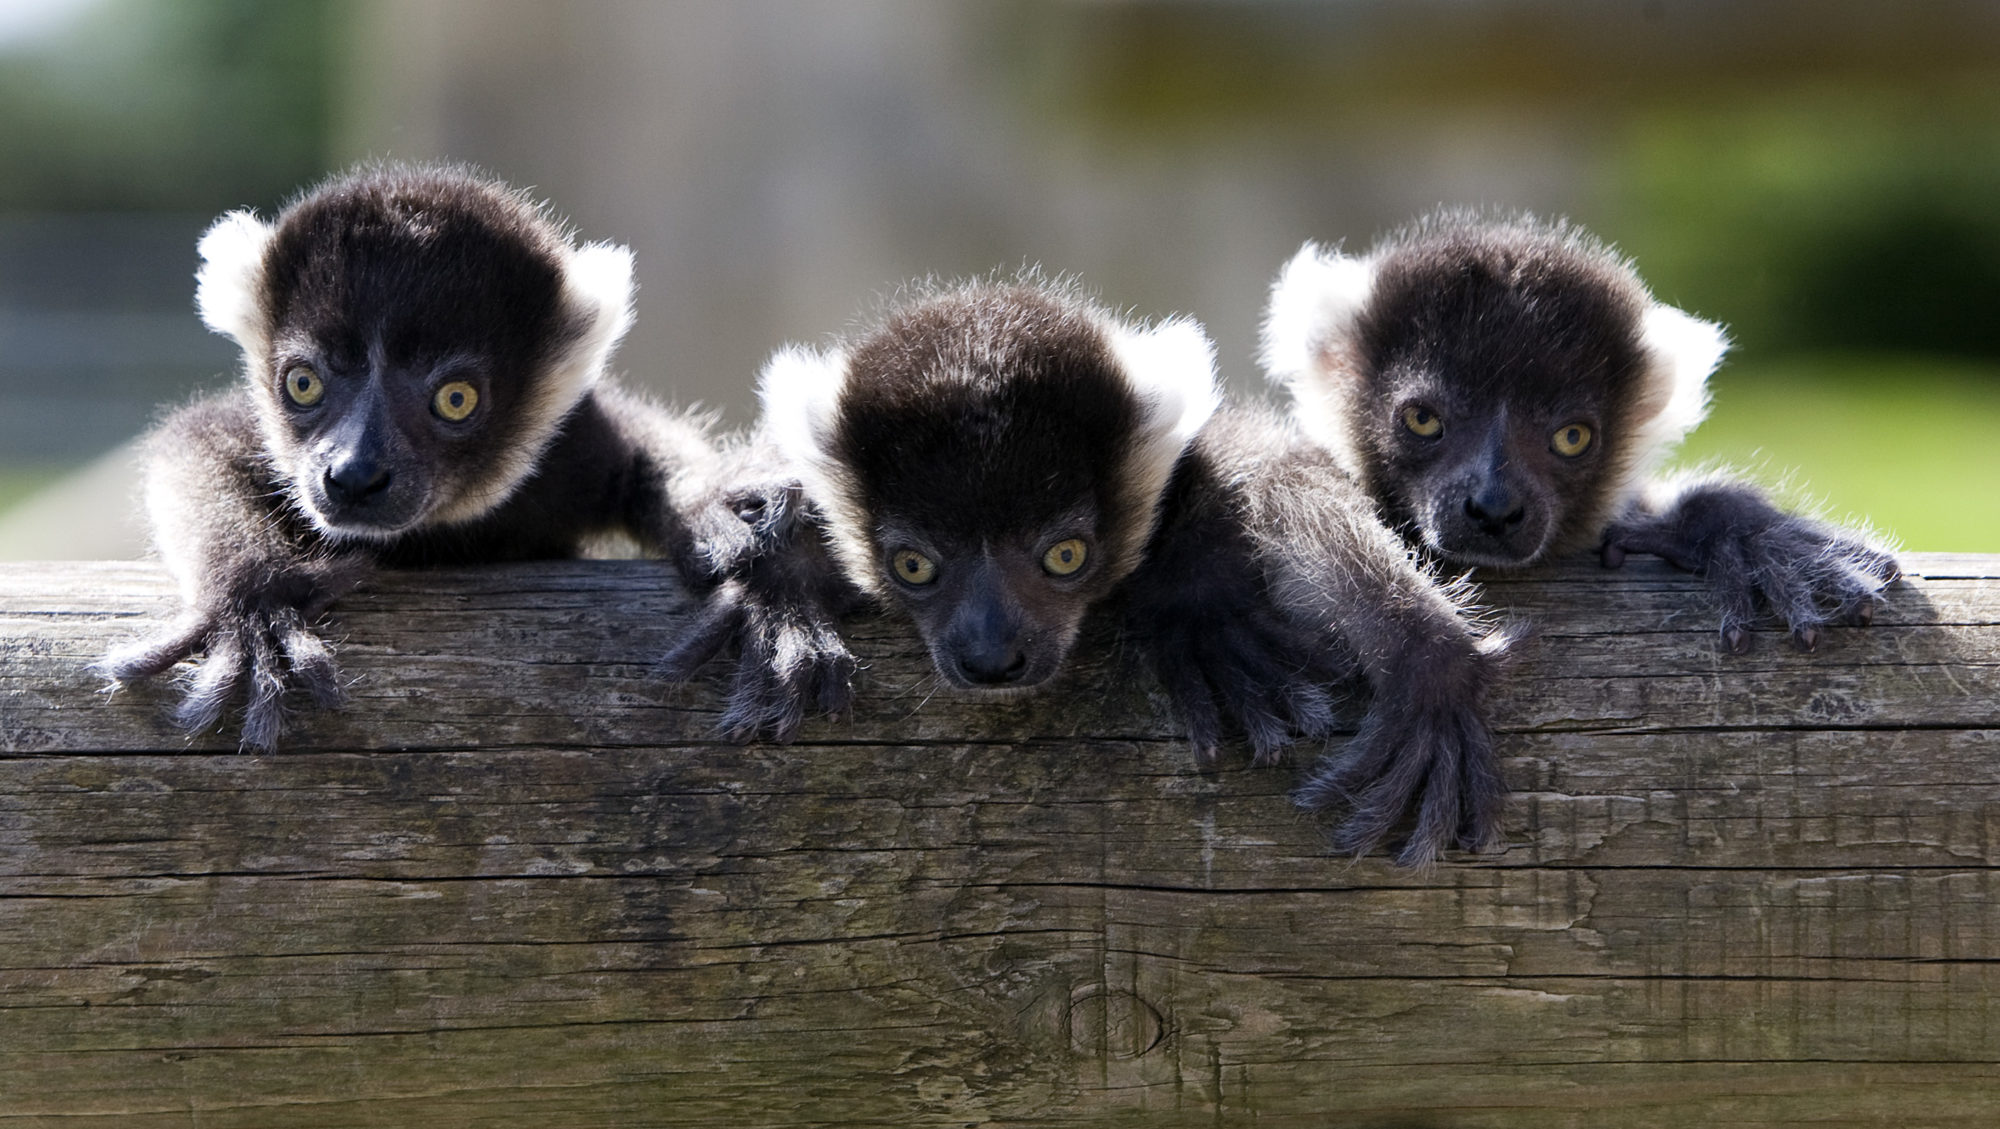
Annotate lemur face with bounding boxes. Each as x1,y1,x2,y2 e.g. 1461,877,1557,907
1364,348,1626,568
195,167,635,541
872,502,1112,690
762,281,1217,692
1262,215,1725,566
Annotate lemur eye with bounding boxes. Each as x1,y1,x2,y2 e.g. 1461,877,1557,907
1042,538,1087,576
1551,422,1593,457
891,549,937,585
1401,405,1442,437
433,381,480,421
283,365,324,407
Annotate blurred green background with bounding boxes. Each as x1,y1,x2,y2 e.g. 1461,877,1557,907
0,0,1996,553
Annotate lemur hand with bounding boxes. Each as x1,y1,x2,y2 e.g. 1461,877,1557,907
1293,635,1508,867
98,563,362,753
1602,482,1900,653
661,481,863,741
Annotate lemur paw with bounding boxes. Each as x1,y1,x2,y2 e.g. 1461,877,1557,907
1294,699,1502,867
658,578,858,742
1603,497,1899,654
1150,608,1353,769
98,604,346,753
662,479,863,742
686,479,796,584
1291,634,1510,867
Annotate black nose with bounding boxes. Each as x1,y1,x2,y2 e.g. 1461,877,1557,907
1464,483,1525,536
957,646,1029,685
325,456,391,503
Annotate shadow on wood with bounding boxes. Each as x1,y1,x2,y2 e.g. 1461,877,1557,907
2,555,1997,1127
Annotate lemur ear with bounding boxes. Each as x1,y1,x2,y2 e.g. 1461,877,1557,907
1259,241,1378,387
195,210,276,356
1104,315,1220,451
759,344,853,476
760,342,882,591
1630,303,1727,461
557,241,637,386
1101,315,1220,567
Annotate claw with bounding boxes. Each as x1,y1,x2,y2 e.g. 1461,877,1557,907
1723,625,1750,655
1849,602,1876,627
1189,739,1222,772
1791,625,1821,652
1600,542,1627,569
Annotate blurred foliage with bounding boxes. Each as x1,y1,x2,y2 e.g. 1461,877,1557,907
1607,85,2000,362
1676,356,2000,552
1606,86,2000,549
0,0,335,212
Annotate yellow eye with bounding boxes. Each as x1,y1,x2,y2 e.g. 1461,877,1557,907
1551,422,1593,456
433,381,479,421
283,365,324,407
1042,538,1087,576
891,549,937,586
1401,405,1442,437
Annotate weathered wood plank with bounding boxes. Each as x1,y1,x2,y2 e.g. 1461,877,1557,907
0,554,1996,1126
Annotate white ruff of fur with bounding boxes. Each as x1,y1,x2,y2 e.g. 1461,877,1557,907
1259,242,1377,479
431,241,635,525
1101,314,1220,578
759,344,883,593
1622,303,1727,498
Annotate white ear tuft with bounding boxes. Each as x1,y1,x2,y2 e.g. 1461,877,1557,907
1258,241,1377,386
561,241,637,385
1105,315,1220,451
758,344,851,474
1101,315,1220,570
1631,303,1727,464
758,343,883,591
195,210,275,353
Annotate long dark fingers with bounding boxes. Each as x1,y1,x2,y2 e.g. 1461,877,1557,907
238,625,288,754
98,614,213,682
280,616,346,709
656,584,747,682
172,629,245,734
1154,641,1224,769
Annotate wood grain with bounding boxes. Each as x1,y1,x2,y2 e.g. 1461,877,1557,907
1,554,1996,1127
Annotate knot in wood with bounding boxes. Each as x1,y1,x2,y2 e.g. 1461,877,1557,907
1066,984,1165,1060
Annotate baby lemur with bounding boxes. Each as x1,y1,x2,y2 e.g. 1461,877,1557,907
744,278,1510,864
101,164,817,749
1263,212,1898,651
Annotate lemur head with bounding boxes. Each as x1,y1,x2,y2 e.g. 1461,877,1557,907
763,279,1217,691
194,162,635,539
1261,212,1726,566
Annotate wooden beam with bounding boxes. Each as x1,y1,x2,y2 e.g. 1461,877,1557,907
2,555,1996,1127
